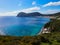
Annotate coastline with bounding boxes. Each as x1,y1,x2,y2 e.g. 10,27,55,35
37,22,50,35
37,25,45,35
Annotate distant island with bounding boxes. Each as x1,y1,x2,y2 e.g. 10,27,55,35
17,12,60,17
17,12,43,17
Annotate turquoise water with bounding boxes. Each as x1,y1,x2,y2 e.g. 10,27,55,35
0,16,50,36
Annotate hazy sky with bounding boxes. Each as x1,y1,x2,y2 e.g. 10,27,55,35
0,0,60,16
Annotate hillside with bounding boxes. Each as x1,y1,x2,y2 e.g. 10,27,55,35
17,12,43,17
47,12,60,16
17,12,60,17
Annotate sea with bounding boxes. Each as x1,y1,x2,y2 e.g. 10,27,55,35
0,16,50,36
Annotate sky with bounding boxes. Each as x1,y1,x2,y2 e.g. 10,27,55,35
0,0,60,16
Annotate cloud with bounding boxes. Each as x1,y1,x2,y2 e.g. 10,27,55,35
43,9,60,14
21,6,40,13
0,6,40,16
18,1,22,6
18,3,22,6
32,1,36,5
43,1,60,7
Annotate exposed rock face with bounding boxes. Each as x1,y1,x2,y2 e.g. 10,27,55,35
17,12,42,17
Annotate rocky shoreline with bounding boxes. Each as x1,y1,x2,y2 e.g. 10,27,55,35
38,21,51,35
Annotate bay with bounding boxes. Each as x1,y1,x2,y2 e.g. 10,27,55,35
0,16,50,36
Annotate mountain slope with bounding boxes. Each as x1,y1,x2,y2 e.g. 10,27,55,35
17,12,43,17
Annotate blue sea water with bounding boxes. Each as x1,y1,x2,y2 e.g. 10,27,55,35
0,16,50,36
